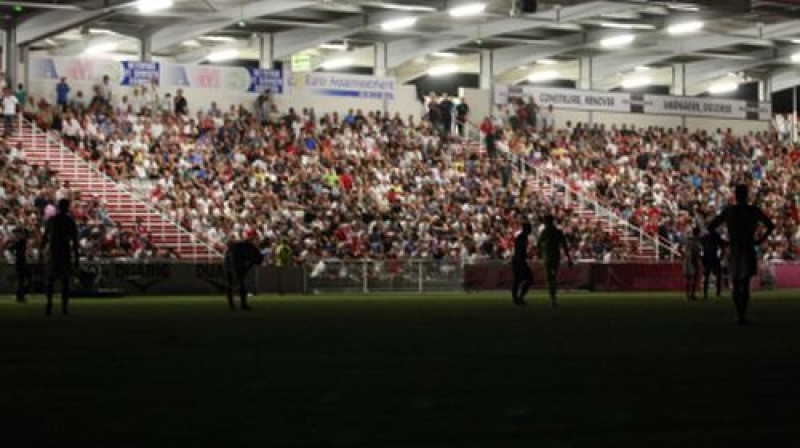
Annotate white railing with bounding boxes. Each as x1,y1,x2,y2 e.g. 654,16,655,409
306,258,465,293
24,120,223,260
503,150,681,261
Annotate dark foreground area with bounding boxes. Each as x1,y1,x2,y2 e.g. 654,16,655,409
1,292,799,447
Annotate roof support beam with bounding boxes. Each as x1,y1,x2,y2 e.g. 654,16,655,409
683,48,777,94
17,8,114,45
771,69,800,93
148,0,315,52
492,34,585,74
590,20,800,85
273,16,366,59
385,1,631,69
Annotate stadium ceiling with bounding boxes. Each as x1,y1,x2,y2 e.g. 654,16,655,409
7,0,800,94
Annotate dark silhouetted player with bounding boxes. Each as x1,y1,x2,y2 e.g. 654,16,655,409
511,222,533,306
701,228,727,300
42,199,79,315
709,185,775,326
682,227,702,301
9,227,31,303
538,215,573,307
224,240,264,310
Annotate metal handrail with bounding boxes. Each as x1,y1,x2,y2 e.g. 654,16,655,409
503,150,681,260
25,120,223,260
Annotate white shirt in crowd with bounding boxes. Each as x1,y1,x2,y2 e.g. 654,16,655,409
3,94,18,116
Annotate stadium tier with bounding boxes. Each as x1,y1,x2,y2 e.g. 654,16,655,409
3,96,797,266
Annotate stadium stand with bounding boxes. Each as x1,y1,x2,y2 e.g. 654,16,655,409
11,92,797,266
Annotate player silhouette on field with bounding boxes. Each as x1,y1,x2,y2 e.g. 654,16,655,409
538,215,573,307
701,228,728,300
709,185,774,325
511,222,533,306
224,240,264,310
41,199,79,315
682,227,702,301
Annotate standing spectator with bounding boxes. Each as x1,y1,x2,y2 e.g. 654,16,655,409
99,74,113,104
130,87,144,115
56,77,70,111
160,92,172,114
439,94,454,137
540,104,555,131
455,97,470,138
174,89,188,116
15,83,26,108
255,89,271,124
2,87,19,136
526,96,539,129
70,90,86,113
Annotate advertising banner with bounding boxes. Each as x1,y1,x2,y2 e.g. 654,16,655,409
247,68,283,94
495,85,632,113
30,57,122,83
293,72,396,100
494,83,772,121
120,61,160,86
643,95,748,119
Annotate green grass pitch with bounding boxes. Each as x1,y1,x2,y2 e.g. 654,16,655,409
1,291,800,447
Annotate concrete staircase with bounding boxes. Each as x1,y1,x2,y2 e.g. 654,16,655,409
506,151,680,261
461,131,677,261
10,121,222,261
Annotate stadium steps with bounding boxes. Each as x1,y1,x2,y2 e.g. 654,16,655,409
493,149,678,261
7,125,222,262
521,178,663,260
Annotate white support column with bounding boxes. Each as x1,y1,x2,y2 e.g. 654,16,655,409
4,27,18,86
259,33,274,70
0,30,5,73
758,77,771,102
21,45,29,91
794,86,798,143
480,49,493,89
374,42,388,77
578,57,592,90
480,50,494,115
140,37,152,62
671,63,686,96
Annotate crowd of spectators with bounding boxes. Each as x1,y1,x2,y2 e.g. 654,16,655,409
10,77,799,266
0,135,167,264
489,96,799,261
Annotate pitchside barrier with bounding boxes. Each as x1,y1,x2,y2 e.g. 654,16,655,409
0,260,792,296
305,259,778,293
0,262,306,296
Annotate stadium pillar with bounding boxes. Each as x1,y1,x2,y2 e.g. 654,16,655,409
21,44,29,92
374,42,388,77
671,64,686,96
578,57,592,90
794,86,798,143
3,27,18,86
758,77,771,102
140,36,152,62
259,33,274,70
480,49,494,114
375,42,390,114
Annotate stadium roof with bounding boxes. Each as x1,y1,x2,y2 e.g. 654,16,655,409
6,0,800,94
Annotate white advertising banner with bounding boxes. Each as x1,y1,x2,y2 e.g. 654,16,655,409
495,84,771,121
291,72,396,100
643,95,748,119
495,85,631,113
